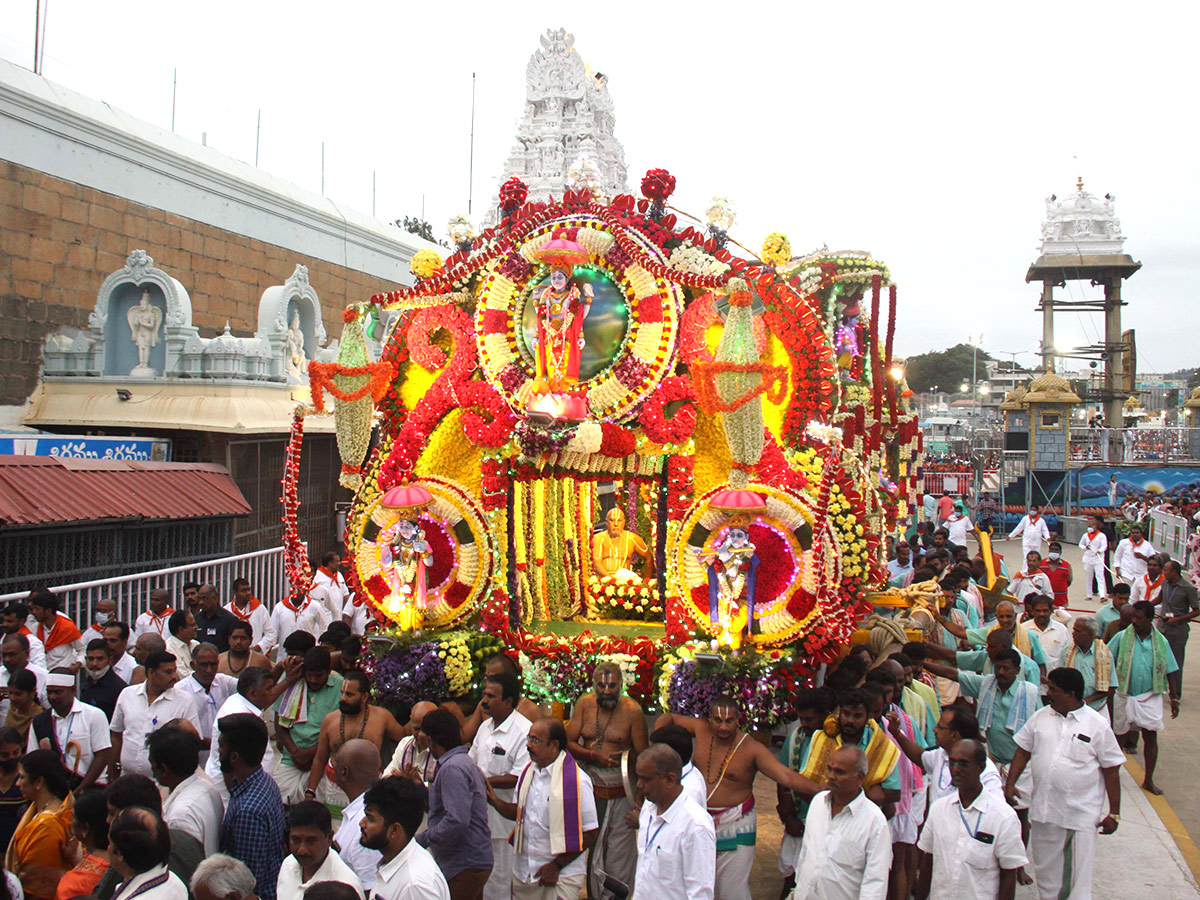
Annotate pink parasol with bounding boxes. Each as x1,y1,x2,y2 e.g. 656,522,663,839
534,234,589,268
708,488,768,514
381,483,434,514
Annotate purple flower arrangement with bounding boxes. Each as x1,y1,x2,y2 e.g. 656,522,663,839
368,641,450,709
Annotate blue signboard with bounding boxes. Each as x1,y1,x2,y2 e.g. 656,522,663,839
0,435,171,461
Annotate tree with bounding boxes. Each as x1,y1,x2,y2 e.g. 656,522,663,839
392,216,448,248
904,344,993,394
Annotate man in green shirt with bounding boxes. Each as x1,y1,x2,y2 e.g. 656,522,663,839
1108,600,1181,794
923,628,1041,686
273,646,344,803
1059,616,1113,711
1094,583,1130,636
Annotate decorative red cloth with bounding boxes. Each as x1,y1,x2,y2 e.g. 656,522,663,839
37,613,82,651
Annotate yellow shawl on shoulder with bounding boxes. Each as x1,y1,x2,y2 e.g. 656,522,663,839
800,718,899,789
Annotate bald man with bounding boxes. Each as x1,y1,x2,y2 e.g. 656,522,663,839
128,632,166,686
384,700,439,784
332,738,384,893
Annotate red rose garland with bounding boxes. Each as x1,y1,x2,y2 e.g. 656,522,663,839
281,411,313,594
641,376,697,444
640,168,677,202
499,177,528,215
456,381,516,447
406,304,477,383
597,422,637,458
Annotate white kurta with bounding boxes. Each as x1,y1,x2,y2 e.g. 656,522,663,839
276,847,365,899
793,790,891,900
917,789,1027,900
633,791,716,900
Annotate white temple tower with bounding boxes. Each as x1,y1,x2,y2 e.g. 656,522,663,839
492,29,628,218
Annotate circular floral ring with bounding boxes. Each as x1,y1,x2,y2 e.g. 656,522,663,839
641,376,697,445
666,482,842,648
406,304,477,383
352,476,495,629
476,215,682,422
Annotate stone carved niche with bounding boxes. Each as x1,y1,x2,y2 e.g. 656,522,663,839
256,264,330,383
85,250,199,377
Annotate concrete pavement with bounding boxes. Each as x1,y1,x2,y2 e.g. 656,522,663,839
743,533,1200,898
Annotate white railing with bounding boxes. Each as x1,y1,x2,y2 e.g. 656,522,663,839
0,547,287,630
1070,427,1200,463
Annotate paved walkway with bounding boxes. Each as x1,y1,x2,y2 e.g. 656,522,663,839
743,533,1200,898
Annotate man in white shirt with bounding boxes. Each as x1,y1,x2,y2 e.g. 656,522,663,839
276,800,365,899
945,504,975,549
1,603,46,668
28,589,86,670
149,724,225,855
887,705,1004,809
1077,517,1108,601
84,598,117,644
134,589,176,640
104,621,138,683
1010,551,1054,603
1007,505,1051,557
0,633,48,721
225,578,276,657
1006,667,1124,900
204,666,278,797
793,745,891,900
270,591,331,664
916,739,1026,900
164,611,199,680
1112,524,1156,583
632,743,715,900
1130,554,1166,605
29,669,113,792
1024,596,1070,694
110,650,202,779
488,718,598,900
468,672,533,900
108,807,190,899
384,701,439,784
175,643,238,768
648,724,708,809
312,552,350,624
362,775,452,900
331,738,384,893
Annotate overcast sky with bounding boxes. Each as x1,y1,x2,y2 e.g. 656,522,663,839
2,2,1197,372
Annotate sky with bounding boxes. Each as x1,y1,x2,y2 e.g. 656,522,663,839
2,1,1197,371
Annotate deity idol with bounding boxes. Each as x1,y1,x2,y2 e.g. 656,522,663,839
527,233,593,419
126,287,163,375
591,507,655,581
696,514,760,647
381,517,433,631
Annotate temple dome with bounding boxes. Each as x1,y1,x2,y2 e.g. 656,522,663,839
1023,373,1080,404
998,387,1028,411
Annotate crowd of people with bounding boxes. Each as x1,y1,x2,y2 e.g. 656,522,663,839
0,516,1190,900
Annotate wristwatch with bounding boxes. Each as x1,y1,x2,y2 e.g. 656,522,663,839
1109,814,1120,823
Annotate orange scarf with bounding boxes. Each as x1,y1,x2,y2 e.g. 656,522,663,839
36,615,82,651
280,594,308,614
1143,574,1163,594
228,598,263,622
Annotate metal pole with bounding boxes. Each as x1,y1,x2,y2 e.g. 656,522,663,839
1041,281,1055,372
468,72,476,215
171,68,177,131
372,170,376,218
33,0,40,72
320,142,325,196
255,110,261,167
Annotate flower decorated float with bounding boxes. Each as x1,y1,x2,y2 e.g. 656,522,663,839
282,171,924,728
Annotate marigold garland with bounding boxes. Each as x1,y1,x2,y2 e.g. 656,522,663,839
308,361,394,414
691,360,788,414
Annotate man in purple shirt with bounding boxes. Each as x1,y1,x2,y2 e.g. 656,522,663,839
414,707,494,900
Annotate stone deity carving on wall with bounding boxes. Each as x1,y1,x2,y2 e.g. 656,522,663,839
126,288,163,376
285,310,308,383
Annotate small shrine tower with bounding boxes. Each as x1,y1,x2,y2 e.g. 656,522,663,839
1026,178,1140,460
492,29,628,217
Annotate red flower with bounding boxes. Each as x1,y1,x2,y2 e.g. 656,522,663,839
458,381,516,447
598,423,637,458
499,177,528,213
640,168,676,202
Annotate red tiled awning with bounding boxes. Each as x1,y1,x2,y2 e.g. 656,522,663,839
0,455,251,526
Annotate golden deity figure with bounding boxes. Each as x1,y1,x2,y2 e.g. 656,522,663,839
381,516,433,631
526,233,593,420
591,508,655,580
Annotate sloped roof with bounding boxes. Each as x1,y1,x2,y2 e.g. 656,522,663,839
0,455,250,527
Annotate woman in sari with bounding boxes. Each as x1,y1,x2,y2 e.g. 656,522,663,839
56,788,110,899
4,670,42,747
5,749,73,900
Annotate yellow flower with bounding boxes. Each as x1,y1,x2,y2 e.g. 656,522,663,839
761,232,792,267
410,248,444,279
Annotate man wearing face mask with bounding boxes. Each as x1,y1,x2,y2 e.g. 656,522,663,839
84,598,118,643
1040,541,1073,613
1007,504,1051,557
80,638,126,720
1078,516,1109,602
566,662,648,900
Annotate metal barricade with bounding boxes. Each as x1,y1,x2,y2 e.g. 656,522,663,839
0,547,287,629
1148,508,1190,566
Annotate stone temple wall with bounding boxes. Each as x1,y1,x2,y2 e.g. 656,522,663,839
0,159,399,405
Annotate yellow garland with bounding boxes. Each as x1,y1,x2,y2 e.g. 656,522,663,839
761,232,792,267
692,411,732,496
414,408,484,499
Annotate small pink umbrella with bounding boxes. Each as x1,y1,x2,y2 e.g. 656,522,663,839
534,234,589,267
708,488,767,514
381,483,434,514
